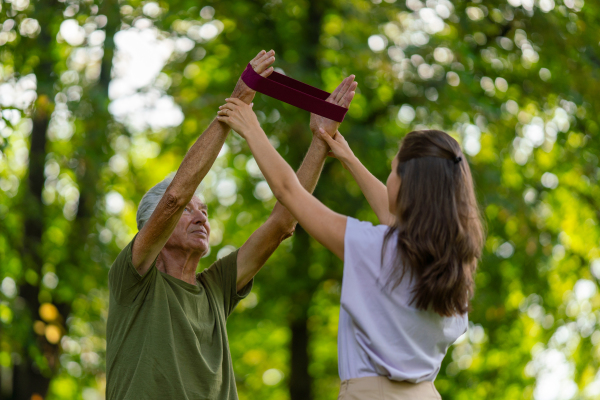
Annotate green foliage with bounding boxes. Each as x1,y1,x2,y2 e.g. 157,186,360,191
1,0,600,399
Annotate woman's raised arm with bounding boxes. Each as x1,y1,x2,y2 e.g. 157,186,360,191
319,130,396,226
217,99,349,260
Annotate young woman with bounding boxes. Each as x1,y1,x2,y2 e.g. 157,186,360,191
217,99,485,399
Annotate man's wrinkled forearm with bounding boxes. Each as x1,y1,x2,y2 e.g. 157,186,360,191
266,136,328,234
293,136,328,195
231,78,255,104
268,202,297,236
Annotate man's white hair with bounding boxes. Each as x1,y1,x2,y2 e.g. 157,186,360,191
136,175,202,231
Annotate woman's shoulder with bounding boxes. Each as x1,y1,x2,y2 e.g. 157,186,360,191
346,217,393,239
344,217,397,278
345,217,397,260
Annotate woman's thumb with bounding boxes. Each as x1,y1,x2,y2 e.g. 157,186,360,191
319,128,336,145
332,130,345,142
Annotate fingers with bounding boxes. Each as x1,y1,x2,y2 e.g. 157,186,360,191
250,49,271,70
328,76,348,101
219,98,245,117
335,76,355,103
334,130,348,143
260,67,274,78
251,50,275,74
219,102,236,111
327,75,351,104
256,49,274,65
251,49,271,68
340,87,356,109
255,56,275,74
331,130,349,146
333,75,355,103
225,97,245,106
322,132,349,170
318,128,336,146
250,50,266,67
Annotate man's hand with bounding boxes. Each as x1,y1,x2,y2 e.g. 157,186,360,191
231,50,276,104
309,75,357,136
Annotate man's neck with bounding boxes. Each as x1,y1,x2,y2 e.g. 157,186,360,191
156,247,202,285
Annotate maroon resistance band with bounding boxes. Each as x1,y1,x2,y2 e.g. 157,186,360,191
241,63,348,123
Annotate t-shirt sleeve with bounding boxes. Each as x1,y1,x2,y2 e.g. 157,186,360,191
108,234,157,305
200,248,253,318
344,217,391,279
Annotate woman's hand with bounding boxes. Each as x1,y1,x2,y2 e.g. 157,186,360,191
317,129,355,170
217,98,263,139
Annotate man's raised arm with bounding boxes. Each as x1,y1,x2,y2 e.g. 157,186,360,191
235,75,357,291
132,50,276,275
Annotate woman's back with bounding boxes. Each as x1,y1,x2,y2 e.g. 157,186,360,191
338,217,467,383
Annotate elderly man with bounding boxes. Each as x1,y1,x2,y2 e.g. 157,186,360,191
106,50,357,400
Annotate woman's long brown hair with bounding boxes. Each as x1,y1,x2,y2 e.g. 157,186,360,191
381,130,485,317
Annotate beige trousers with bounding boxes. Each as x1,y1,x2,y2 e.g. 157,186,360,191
338,376,442,400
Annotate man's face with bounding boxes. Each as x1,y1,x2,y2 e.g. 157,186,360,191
165,196,211,256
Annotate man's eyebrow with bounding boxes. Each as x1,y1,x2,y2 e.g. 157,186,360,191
185,202,208,211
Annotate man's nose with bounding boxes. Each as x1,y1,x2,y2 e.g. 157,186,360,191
191,209,207,224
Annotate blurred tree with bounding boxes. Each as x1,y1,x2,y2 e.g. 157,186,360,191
1,0,600,399
1,0,120,398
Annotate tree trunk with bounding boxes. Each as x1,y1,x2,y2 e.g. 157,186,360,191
11,0,58,393
287,1,325,398
9,1,120,397
287,225,313,400
285,137,315,398
11,102,52,400
290,315,312,400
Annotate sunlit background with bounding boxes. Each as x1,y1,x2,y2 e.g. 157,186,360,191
1,0,600,399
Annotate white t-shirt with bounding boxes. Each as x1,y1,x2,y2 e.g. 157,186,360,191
338,217,468,383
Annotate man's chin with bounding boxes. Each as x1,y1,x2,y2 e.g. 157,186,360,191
188,240,208,255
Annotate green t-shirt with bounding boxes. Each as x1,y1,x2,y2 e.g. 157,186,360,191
106,236,252,400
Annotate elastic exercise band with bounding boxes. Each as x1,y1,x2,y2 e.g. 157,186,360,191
241,63,348,123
